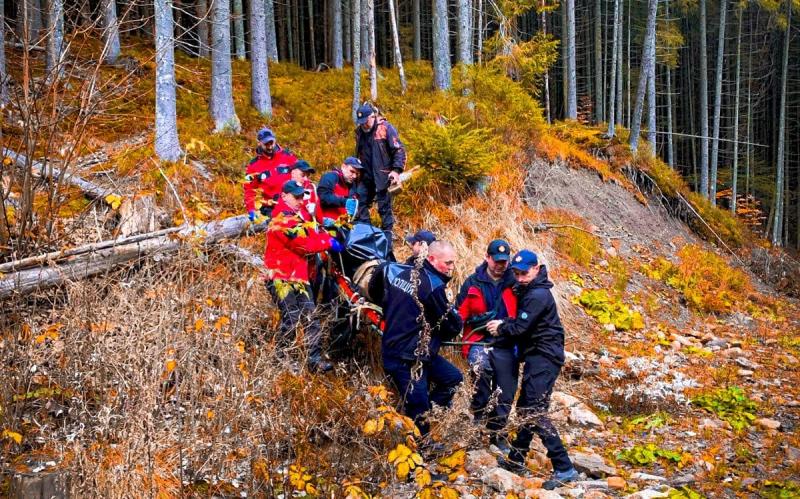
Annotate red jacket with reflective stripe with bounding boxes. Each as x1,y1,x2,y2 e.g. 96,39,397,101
457,272,517,358
243,147,297,212
263,198,332,283
318,169,354,221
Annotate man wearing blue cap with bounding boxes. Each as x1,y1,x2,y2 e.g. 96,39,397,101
456,239,518,453
354,103,406,249
244,127,297,221
486,250,578,490
404,230,437,265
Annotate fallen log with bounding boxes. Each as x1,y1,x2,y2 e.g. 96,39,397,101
3,149,121,203
0,215,267,299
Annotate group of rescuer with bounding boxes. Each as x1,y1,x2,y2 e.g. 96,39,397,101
243,104,578,490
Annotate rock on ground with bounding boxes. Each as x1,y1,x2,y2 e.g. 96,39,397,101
570,451,617,478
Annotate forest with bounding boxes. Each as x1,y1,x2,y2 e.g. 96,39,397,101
1,0,800,496
1,0,800,251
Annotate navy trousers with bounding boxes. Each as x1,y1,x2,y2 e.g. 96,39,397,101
486,347,520,435
508,354,573,473
467,344,493,421
383,354,463,435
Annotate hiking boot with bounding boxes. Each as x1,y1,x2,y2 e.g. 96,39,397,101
307,359,333,373
542,467,579,490
489,436,512,457
497,456,529,476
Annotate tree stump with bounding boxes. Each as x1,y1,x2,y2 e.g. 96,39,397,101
9,471,69,498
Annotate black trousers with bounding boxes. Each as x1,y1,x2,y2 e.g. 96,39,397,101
355,176,395,233
508,354,573,473
266,281,323,362
486,347,520,435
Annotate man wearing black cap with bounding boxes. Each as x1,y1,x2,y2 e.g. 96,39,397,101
354,103,407,248
318,156,363,223
244,127,297,221
263,180,345,373
456,239,518,452
290,160,322,224
486,250,578,489
404,230,437,265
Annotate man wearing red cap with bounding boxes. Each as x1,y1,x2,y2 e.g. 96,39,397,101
264,180,345,373
244,128,297,221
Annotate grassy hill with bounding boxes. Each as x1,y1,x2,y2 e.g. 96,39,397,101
1,39,799,498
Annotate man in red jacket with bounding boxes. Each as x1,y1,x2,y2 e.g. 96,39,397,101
290,160,323,225
244,128,297,221
456,239,517,453
318,156,362,223
265,180,344,373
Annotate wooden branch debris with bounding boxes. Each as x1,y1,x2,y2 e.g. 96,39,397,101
0,215,268,299
3,149,121,204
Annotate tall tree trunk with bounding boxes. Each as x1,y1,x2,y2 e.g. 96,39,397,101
731,9,742,213
352,0,362,122
606,0,620,136
367,0,377,99
102,0,122,63
360,0,368,66
666,65,674,166
45,0,64,79
699,0,710,198
265,0,279,61
210,0,241,132
647,36,656,154
197,0,211,57
561,0,568,113
333,0,343,68
565,0,577,118
308,0,317,67
154,0,182,161
629,0,657,153
388,0,407,93
432,0,451,90
771,0,790,246
542,8,551,124
287,0,295,61
343,0,351,62
232,0,246,60
457,0,472,64
710,0,728,205
626,0,631,127
477,0,483,64
615,11,622,126
250,0,272,116
594,0,602,122
745,45,752,200
413,0,421,60
0,0,7,106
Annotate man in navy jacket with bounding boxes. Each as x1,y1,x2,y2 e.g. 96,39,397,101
369,240,463,435
354,104,407,248
486,250,578,490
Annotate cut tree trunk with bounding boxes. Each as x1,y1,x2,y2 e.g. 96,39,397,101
4,150,121,203
0,215,268,299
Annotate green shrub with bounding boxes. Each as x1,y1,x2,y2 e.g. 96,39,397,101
405,120,495,201
692,386,758,431
616,443,686,466
574,289,644,331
